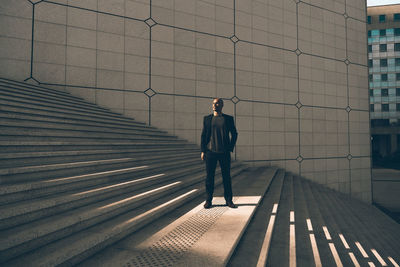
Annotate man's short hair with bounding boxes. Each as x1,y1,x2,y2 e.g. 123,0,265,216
214,98,224,105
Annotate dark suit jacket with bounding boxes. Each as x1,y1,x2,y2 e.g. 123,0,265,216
201,113,238,153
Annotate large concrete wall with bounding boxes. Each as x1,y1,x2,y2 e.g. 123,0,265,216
0,0,371,202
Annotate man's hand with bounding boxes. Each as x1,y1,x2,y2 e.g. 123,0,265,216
201,152,205,161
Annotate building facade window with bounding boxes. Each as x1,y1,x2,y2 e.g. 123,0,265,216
368,30,371,37
382,88,389,96
395,43,400,51
381,74,388,81
397,73,400,80
396,58,400,66
371,104,375,112
382,104,389,111
380,44,387,52
369,59,373,67
381,58,388,67
380,29,386,36
397,88,400,96
379,14,386,23
369,74,373,81
368,45,372,53
368,15,372,24
370,89,374,96
395,13,400,22
395,28,400,36
397,103,400,111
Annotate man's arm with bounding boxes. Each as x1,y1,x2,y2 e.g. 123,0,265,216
229,116,238,152
200,116,207,160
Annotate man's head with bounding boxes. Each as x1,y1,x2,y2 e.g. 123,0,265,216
212,98,224,113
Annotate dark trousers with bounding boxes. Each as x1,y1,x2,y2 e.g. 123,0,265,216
205,151,233,203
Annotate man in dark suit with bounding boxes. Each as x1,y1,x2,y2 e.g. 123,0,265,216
201,98,238,209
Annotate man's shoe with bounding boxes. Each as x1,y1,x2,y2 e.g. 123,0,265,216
226,201,237,208
204,201,212,209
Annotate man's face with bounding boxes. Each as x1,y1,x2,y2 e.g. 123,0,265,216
212,98,223,112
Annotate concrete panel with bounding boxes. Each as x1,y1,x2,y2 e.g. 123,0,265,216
348,64,369,110
0,0,32,19
66,46,96,68
35,21,66,45
34,62,65,84
0,15,32,40
0,37,31,61
36,2,67,24
67,7,96,30
0,58,30,80
124,72,148,91
347,18,367,66
96,69,124,89
97,51,124,71
34,42,65,65
67,27,96,49
97,32,124,53
66,66,96,87
67,0,97,10
98,0,124,16
125,0,150,20
97,13,124,35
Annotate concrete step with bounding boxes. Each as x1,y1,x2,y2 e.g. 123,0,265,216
4,188,201,266
0,110,165,135
0,153,199,184
0,120,179,140
0,93,139,125
228,168,283,267
1,167,246,262
0,98,150,129
266,173,291,267
299,178,337,267
0,84,112,114
0,128,187,142
75,167,269,267
0,140,197,153
0,158,211,229
0,102,159,132
2,165,247,266
0,147,198,168
291,175,315,267
305,179,357,267
316,181,400,265
0,152,201,202
0,78,86,101
0,78,85,99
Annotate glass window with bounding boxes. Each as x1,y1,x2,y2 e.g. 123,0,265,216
369,74,373,81
380,44,387,52
381,59,388,67
368,59,373,67
397,103,400,111
368,45,372,53
397,88,400,96
396,58,400,66
382,74,388,81
394,13,400,22
370,104,375,112
382,104,389,111
395,28,400,36
379,14,386,23
368,16,372,24
395,43,400,51
370,89,374,96
380,29,386,36
368,30,371,37
397,73,400,80
382,88,389,96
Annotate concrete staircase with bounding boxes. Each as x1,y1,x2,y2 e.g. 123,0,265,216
0,78,247,266
1,78,399,266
